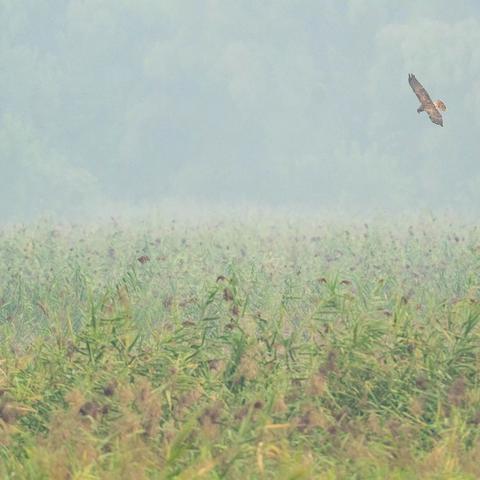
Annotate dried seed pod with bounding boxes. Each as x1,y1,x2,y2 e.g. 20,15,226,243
79,401,105,419
103,380,117,397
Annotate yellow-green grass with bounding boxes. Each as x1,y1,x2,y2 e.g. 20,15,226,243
1,215,480,479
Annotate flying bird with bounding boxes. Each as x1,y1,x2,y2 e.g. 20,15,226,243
408,74,446,126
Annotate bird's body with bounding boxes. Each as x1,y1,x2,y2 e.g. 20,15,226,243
408,74,446,126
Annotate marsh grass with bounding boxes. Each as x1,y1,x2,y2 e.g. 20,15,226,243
1,215,480,478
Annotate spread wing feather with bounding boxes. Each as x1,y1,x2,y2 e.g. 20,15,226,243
408,74,434,105
426,107,443,126
408,74,443,126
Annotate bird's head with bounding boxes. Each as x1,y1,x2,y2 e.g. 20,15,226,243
434,100,447,112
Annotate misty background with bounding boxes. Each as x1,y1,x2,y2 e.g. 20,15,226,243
1,1,480,221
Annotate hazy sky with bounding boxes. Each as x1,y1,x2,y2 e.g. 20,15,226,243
1,1,480,219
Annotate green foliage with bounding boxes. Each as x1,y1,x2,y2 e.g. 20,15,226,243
1,216,480,478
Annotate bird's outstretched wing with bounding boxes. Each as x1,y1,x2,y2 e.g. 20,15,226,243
425,106,443,126
408,74,434,106
408,74,443,126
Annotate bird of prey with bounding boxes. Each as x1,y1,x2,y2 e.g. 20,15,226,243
408,74,446,126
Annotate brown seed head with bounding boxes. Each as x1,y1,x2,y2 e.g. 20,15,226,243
448,376,467,407
103,380,117,397
0,402,18,424
223,288,234,301
79,401,104,419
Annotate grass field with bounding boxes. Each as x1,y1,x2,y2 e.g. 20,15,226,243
1,213,480,479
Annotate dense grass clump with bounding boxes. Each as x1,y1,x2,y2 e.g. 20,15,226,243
1,215,480,479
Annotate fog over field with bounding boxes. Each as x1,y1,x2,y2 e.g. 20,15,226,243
1,1,480,220
5,4,480,477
